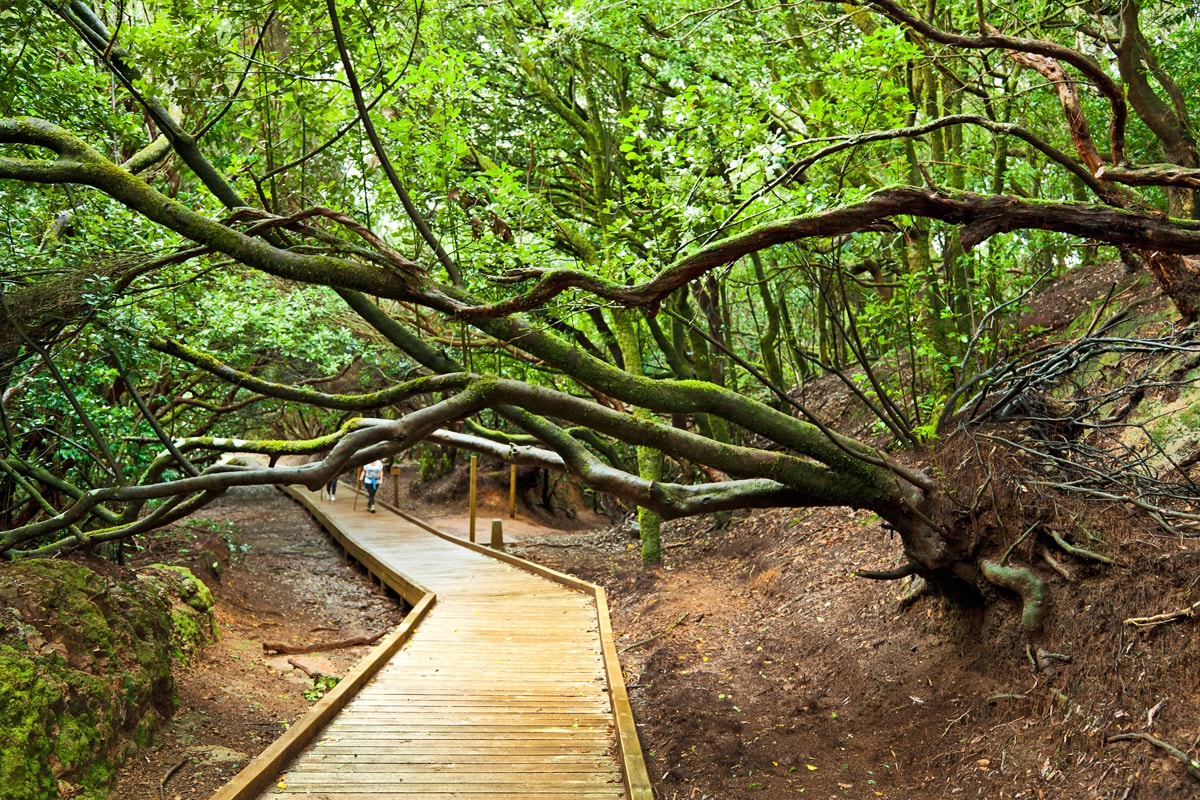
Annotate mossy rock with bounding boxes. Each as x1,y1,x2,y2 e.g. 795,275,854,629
0,559,176,800
139,565,218,659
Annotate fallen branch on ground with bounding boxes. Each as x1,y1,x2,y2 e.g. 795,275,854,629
1125,600,1200,628
287,658,327,680
263,629,387,654
619,612,689,653
159,757,188,800
1107,731,1200,781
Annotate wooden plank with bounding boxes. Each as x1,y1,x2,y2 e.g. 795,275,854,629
268,782,621,793
282,771,619,784
260,791,623,798
295,753,612,766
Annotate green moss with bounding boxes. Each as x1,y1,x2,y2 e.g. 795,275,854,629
170,610,205,660
0,560,178,800
141,565,217,659
150,564,214,612
0,645,61,799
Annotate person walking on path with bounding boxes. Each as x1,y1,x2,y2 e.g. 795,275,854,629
360,459,384,513
325,475,339,502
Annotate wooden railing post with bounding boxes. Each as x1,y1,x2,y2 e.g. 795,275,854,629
468,454,478,543
509,463,517,519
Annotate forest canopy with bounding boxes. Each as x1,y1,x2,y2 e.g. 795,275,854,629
5,0,1200,621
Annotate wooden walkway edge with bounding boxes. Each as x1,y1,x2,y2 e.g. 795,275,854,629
208,486,651,800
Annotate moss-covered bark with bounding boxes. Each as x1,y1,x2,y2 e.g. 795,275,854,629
613,310,664,566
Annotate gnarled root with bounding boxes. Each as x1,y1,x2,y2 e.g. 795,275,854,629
897,574,928,608
979,559,1048,635
855,561,918,580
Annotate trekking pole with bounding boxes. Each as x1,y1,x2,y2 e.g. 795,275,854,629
353,470,363,510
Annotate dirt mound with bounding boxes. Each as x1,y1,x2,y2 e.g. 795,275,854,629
515,498,1200,799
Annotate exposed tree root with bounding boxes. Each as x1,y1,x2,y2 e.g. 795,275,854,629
1124,600,1200,628
1048,528,1114,565
897,574,928,608
855,561,918,580
1041,546,1075,581
619,612,689,654
1107,732,1200,782
1027,645,1072,671
980,559,1048,634
158,758,188,800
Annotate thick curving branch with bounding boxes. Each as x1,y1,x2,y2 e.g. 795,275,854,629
136,338,889,508
0,118,431,301
425,429,566,470
1,400,816,554
447,188,1200,321
14,116,1200,505
11,118,1200,323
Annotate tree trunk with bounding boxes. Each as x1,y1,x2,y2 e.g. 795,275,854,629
613,310,663,566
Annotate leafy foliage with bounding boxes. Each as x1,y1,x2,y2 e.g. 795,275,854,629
3,0,1200,599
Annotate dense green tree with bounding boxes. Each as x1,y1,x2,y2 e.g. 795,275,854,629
5,0,1200,628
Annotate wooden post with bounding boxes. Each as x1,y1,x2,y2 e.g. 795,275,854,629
391,464,401,508
468,454,478,543
509,463,517,519
490,519,504,549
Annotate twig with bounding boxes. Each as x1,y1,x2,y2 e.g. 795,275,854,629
941,708,972,737
287,658,324,680
985,693,1031,704
1000,522,1040,565
619,612,689,653
1032,647,1072,671
1107,731,1200,781
1041,546,1075,581
159,757,188,800
1145,698,1167,730
1125,600,1200,628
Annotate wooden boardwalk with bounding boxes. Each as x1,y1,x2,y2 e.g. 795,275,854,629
210,487,649,800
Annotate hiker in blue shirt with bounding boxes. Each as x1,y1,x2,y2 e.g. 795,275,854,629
361,459,384,513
